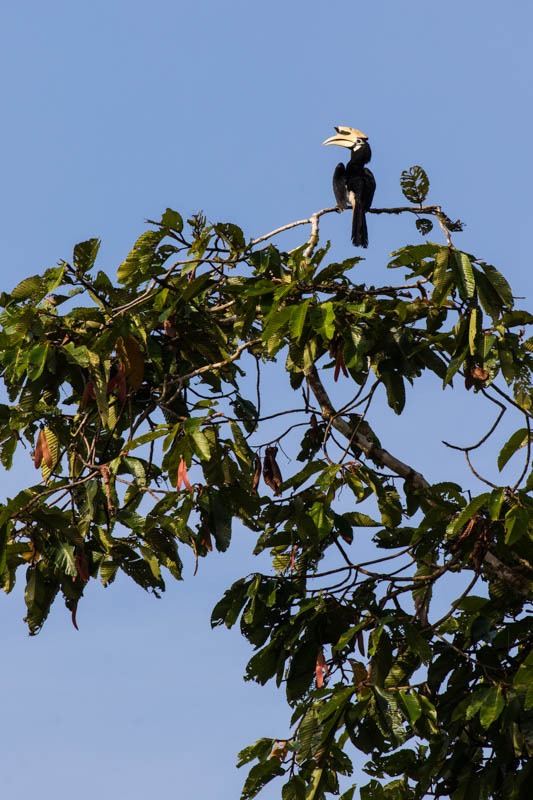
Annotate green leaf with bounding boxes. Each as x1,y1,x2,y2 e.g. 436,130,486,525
241,756,285,800
497,342,515,384
479,262,513,307
443,346,468,387
398,691,422,725
296,707,321,762
400,166,429,204
51,543,77,577
123,427,168,452
504,504,529,545
487,487,505,520
479,686,505,729
468,308,478,356
475,270,503,322
208,489,232,552
431,248,452,305
24,564,59,636
158,208,184,232
290,300,310,341
497,428,528,471
480,333,497,362
333,625,359,652
0,522,11,576
191,429,211,461
381,370,405,415
339,789,356,800
453,251,476,300
211,579,250,629
117,230,165,285
73,238,100,275
446,493,490,537
27,343,49,381
11,275,47,303
415,218,433,236
229,420,253,466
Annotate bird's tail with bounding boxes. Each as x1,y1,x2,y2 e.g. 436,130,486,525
351,200,368,248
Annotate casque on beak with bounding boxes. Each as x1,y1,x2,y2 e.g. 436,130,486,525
322,126,368,148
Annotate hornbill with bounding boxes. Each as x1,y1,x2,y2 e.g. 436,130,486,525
323,126,376,248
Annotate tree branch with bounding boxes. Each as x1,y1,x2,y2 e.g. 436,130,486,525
303,364,428,490
250,204,461,248
303,363,533,599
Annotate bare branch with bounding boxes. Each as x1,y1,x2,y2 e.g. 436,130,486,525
303,364,428,490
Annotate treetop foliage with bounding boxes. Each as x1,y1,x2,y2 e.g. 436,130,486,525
1,166,532,799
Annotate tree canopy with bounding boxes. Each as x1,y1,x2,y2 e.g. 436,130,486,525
1,166,532,799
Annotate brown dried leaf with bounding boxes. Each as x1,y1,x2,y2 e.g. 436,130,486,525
269,742,288,761
334,350,348,382
201,527,213,552
163,319,177,339
251,454,261,494
309,412,319,444
472,366,489,381
34,430,43,469
81,380,96,409
100,465,117,515
117,335,144,390
263,446,282,494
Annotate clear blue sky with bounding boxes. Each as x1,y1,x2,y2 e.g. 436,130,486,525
1,1,532,798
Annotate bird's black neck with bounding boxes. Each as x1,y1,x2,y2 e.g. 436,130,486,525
349,143,372,168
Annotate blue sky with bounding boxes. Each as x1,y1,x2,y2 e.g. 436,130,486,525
1,1,533,797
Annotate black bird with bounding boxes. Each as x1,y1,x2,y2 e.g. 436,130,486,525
323,126,376,248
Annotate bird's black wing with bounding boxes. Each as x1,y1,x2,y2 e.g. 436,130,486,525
363,167,376,210
332,162,349,209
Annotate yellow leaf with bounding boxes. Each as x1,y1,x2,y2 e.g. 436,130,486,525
116,335,144,390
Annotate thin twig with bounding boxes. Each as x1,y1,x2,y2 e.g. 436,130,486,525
442,405,506,451
513,413,532,491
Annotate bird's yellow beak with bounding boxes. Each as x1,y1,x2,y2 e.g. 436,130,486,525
323,126,368,148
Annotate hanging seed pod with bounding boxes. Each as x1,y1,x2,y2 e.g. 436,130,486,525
263,446,282,494
251,454,261,494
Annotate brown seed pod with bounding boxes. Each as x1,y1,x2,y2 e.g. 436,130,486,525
263,446,282,494
251,454,261,494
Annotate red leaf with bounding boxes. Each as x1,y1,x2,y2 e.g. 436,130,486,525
334,351,348,382
290,545,297,571
177,458,193,492
34,430,43,469
40,430,54,470
117,373,127,405
107,363,127,403
315,648,329,688
81,380,96,409
71,600,79,631
75,548,90,583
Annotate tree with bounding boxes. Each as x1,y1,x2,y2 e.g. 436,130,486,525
0,165,532,800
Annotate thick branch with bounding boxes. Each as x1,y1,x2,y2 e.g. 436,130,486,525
303,364,428,490
304,364,532,598
251,204,460,248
